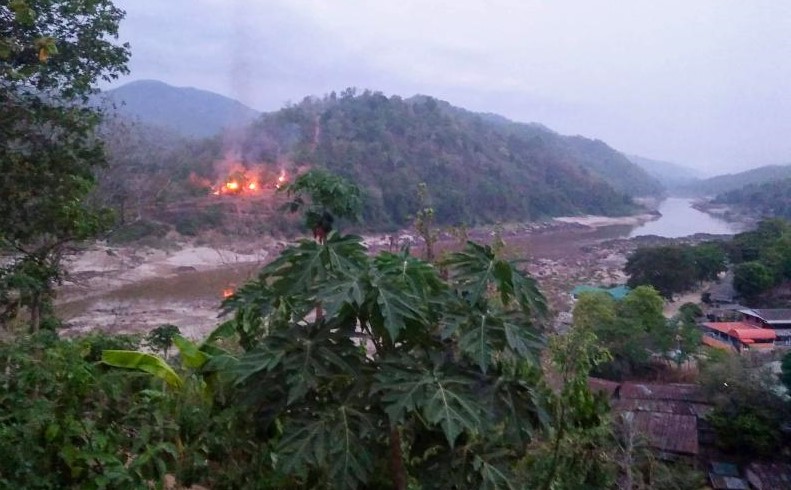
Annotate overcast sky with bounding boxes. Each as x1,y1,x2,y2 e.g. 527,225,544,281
110,0,791,175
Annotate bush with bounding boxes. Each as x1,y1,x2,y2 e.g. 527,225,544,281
0,332,272,489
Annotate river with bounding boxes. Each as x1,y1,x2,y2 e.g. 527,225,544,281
628,197,739,238
57,197,741,337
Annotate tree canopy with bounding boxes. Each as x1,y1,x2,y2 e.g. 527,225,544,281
625,242,727,299
0,0,129,330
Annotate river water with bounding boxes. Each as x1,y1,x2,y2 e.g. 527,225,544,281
628,197,739,238
57,197,741,336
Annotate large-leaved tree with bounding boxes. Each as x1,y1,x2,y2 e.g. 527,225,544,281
0,0,129,330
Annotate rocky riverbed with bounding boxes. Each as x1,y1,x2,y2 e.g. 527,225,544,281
54,213,732,339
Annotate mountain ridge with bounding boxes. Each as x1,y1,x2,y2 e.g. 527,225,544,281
100,79,260,138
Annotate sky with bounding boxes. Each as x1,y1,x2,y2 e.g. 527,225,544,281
110,0,791,175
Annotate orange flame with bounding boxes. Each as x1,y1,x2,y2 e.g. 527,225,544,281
226,181,240,191
275,169,287,189
248,181,257,190
222,287,234,298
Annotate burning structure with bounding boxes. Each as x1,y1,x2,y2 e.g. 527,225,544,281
188,152,290,198
211,166,288,196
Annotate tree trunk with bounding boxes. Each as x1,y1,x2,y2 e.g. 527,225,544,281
389,427,407,490
29,292,41,333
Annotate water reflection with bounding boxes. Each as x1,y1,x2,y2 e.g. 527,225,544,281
628,198,737,238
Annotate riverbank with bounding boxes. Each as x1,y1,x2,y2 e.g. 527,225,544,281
55,199,739,338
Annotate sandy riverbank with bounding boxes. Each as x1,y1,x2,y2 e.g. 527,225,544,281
553,213,659,228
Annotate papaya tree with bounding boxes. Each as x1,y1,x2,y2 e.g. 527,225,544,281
281,168,362,243
220,230,550,488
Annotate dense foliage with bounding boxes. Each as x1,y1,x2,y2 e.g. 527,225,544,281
727,218,791,304
571,286,696,379
0,0,129,330
220,233,552,488
684,163,791,196
699,354,791,458
234,90,660,229
713,177,791,220
625,242,727,299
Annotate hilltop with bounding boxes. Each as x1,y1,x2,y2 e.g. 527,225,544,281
100,80,260,138
96,86,666,233
233,90,662,228
627,154,701,189
683,164,791,196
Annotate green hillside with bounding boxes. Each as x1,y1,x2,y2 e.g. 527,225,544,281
237,91,661,228
712,178,791,220
627,154,700,189
101,80,260,138
685,164,791,196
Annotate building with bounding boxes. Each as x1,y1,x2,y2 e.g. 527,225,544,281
738,308,791,346
588,378,710,461
700,322,777,352
571,284,630,301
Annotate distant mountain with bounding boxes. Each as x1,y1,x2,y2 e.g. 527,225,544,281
99,80,260,138
232,91,662,228
711,178,791,220
627,154,701,189
686,164,791,196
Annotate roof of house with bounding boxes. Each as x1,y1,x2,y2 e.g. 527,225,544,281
628,411,699,455
745,462,791,490
613,398,712,418
571,284,631,300
702,335,737,352
739,308,791,324
618,382,706,403
702,322,777,342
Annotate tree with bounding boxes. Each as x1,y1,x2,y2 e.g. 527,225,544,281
781,351,791,392
733,261,774,302
699,354,789,457
144,324,181,359
625,246,697,299
574,286,671,378
689,243,727,282
220,232,549,488
281,168,362,243
0,0,130,330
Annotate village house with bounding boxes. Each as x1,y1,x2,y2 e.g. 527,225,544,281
700,322,777,352
738,308,791,346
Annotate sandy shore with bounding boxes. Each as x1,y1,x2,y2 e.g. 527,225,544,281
553,213,658,228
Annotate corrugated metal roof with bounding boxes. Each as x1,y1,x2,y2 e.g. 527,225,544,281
613,398,712,417
618,382,706,403
702,322,777,341
740,308,791,323
571,284,631,300
709,475,748,490
746,462,791,490
629,411,699,455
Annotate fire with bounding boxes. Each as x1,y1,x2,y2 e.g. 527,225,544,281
275,169,287,189
222,287,234,298
209,166,288,196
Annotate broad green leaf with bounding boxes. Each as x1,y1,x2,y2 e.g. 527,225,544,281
172,334,209,369
102,350,183,388
374,363,482,447
277,406,373,488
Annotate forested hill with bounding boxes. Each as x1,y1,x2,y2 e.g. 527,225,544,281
627,154,700,188
240,91,662,227
101,80,260,138
684,164,791,196
712,178,791,220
